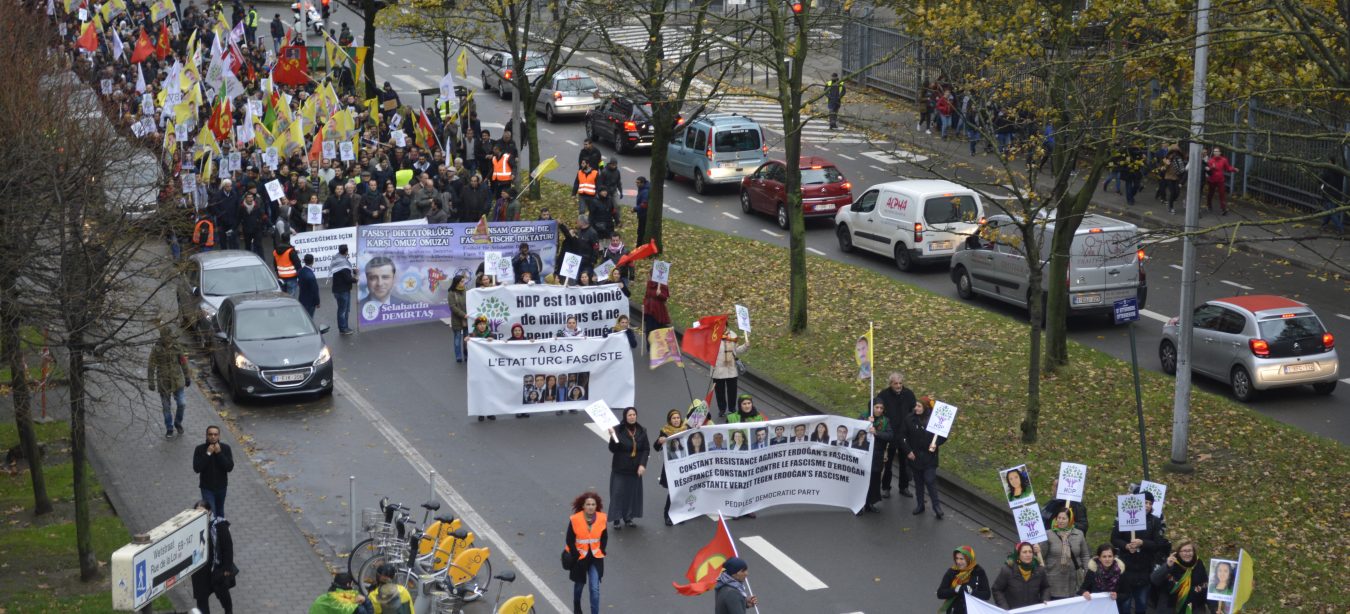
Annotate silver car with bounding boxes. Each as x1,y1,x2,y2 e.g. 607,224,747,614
1159,295,1339,401
534,69,601,121
177,250,283,341
481,51,546,100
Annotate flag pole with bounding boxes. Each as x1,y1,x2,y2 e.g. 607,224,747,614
868,321,874,412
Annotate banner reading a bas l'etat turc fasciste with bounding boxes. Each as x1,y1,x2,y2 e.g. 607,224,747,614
662,416,872,523
465,333,634,417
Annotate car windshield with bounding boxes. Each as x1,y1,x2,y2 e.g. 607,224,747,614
714,128,761,153
633,103,653,120
801,166,843,184
1258,315,1324,341
923,195,981,224
523,56,547,71
556,77,596,92
202,265,277,296
235,305,316,341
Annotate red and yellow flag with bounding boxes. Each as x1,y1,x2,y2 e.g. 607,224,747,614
130,28,154,63
672,515,736,596
155,22,171,60
208,94,233,143
680,315,728,366
76,22,99,52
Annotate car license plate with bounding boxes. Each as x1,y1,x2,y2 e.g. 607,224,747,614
272,373,306,383
720,161,738,169
928,241,952,251
814,204,837,212
1284,363,1315,374
1072,292,1103,305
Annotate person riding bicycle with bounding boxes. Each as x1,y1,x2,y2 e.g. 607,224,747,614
372,563,412,614
309,572,373,614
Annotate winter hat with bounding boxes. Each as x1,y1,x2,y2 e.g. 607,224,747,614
722,557,748,575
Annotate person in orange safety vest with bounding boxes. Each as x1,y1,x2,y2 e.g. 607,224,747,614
564,491,608,614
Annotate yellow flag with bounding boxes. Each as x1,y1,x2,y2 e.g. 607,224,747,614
173,102,194,126
856,323,873,381
253,119,273,151
201,154,213,182
1231,549,1254,613
531,156,558,179
455,49,468,78
196,125,221,157
325,38,339,70
215,10,231,40
363,98,380,127
162,119,176,154
63,0,77,14
300,96,318,127
288,120,305,155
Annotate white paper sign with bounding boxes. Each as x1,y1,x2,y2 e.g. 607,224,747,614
307,203,323,225
1012,502,1048,544
560,252,582,280
165,91,182,107
218,160,231,179
101,79,113,95
78,7,87,21
493,256,514,284
1138,480,1167,518
264,179,286,202
392,130,407,148
227,152,242,172
1000,464,1036,509
248,100,263,116
389,113,403,129
584,399,620,435
141,94,155,116
264,148,279,170
1117,494,1147,532
1055,462,1088,503
651,260,670,285
182,174,197,193
321,141,336,159
592,259,615,282
734,304,751,332
927,401,958,438
175,123,189,142
339,141,355,161
131,120,148,138
1207,559,1239,603
484,251,503,278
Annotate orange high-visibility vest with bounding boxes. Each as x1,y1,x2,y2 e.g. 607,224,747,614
576,169,597,196
567,511,606,559
492,154,514,181
274,247,298,279
192,219,216,246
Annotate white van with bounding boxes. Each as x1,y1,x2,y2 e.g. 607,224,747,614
949,213,1148,318
833,180,986,270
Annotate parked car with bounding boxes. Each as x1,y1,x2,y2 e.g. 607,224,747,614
667,113,768,194
739,157,853,229
1159,295,1338,401
208,292,333,401
949,212,1147,318
481,51,546,99
176,250,282,340
834,180,986,271
584,96,679,154
534,69,601,122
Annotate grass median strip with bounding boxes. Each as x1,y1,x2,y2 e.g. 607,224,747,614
521,180,1347,611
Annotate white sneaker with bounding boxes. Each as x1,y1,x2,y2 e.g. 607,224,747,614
925,129,932,135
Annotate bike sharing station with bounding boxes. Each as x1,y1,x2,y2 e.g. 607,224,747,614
110,508,210,611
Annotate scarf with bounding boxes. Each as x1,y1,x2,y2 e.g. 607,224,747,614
1051,507,1076,535
1093,558,1122,591
1170,558,1196,613
626,425,638,457
660,410,689,437
715,571,748,598
939,546,977,613
1007,542,1040,582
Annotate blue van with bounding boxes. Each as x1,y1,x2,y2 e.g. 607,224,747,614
667,113,769,194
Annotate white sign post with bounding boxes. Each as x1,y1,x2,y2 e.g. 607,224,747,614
1056,462,1088,503
484,251,503,280
650,260,670,285
1139,480,1167,518
585,400,620,442
307,203,324,225
264,179,286,203
1012,502,1048,544
110,509,210,610
1117,494,1148,532
734,304,751,332
927,401,958,439
560,252,582,281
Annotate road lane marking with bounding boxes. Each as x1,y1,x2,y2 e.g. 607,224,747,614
1169,264,1184,271
721,212,740,220
837,153,856,161
816,146,830,151
565,139,579,146
739,535,828,591
1337,314,1350,321
1342,378,1350,385
622,166,636,173
869,165,885,172
667,206,683,214
688,196,704,204
760,229,782,237
334,378,569,613
860,149,929,164
393,74,431,90
1220,280,1254,290
375,58,389,68
541,128,555,135
807,247,826,256
1140,309,1170,323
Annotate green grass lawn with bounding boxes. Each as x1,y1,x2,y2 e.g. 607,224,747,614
0,421,172,612
520,180,1349,612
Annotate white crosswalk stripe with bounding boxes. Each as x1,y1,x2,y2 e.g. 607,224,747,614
704,95,876,144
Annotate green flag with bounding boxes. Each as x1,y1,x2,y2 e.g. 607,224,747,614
307,589,362,614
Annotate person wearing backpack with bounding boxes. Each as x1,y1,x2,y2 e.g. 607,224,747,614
331,244,356,335
1159,145,1185,214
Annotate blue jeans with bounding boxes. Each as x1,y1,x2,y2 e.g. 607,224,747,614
1118,582,1149,614
967,126,981,154
1323,199,1345,232
200,487,227,519
160,388,186,431
1105,170,1122,193
572,564,600,614
452,328,465,361
997,132,1013,153
281,278,298,297
334,291,351,332
939,114,953,139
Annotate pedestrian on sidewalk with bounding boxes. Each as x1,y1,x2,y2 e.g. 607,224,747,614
147,323,190,439
1319,155,1346,234
1204,146,1238,215
564,491,608,614
652,408,688,526
606,407,649,530
298,254,320,318
937,545,991,614
372,563,413,614
190,500,237,614
1158,145,1185,214
901,395,947,519
634,176,650,243
825,73,846,130
875,372,915,499
310,572,373,614
331,244,356,335
714,557,758,614
193,426,235,518
1122,143,1145,206
918,81,937,134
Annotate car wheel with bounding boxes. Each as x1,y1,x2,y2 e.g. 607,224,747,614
1158,339,1177,375
740,190,753,214
482,72,492,92
776,204,789,230
1230,365,1255,402
545,105,555,122
894,243,915,272
693,171,707,195
836,225,854,252
613,129,626,154
498,83,509,100
1312,380,1337,395
954,266,974,299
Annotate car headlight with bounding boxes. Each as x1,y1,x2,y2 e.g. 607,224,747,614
314,346,331,366
234,353,258,371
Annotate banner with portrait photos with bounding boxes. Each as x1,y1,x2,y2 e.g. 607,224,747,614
662,416,873,523
466,284,630,340
466,333,635,416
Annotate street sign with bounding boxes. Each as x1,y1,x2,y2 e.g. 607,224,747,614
111,509,210,610
1113,297,1140,325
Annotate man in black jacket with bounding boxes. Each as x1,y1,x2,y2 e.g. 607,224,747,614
898,396,946,518
875,371,915,498
209,180,242,250
457,175,492,223
193,426,235,518
1110,491,1169,614
331,244,356,335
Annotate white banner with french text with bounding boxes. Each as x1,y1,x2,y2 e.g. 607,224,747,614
290,219,427,279
466,333,634,416
466,284,630,340
662,416,872,523
965,593,1116,614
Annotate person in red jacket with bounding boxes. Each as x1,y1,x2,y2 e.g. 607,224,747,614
1205,146,1238,215
642,279,670,344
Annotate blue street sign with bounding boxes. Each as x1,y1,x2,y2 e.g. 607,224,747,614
135,559,147,599
1114,297,1140,324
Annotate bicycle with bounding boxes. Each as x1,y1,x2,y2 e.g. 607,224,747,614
431,569,536,614
350,497,454,578
356,524,493,606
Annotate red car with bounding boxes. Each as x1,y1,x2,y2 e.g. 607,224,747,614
739,157,853,229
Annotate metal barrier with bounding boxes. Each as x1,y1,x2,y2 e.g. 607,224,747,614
840,21,930,102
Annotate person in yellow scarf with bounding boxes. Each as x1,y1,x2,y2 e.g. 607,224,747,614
605,407,649,530
653,408,689,526
936,545,990,614
1150,539,1209,614
993,542,1049,609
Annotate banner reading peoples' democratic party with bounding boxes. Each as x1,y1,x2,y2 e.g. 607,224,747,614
466,284,629,340
356,221,557,329
662,416,872,523
466,333,635,416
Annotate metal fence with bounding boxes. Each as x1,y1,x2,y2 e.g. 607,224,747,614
841,23,1346,212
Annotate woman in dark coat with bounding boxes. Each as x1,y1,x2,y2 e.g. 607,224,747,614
937,545,991,614
993,542,1049,609
1078,543,1125,601
564,491,608,614
606,407,649,530
856,399,891,514
652,408,689,526
1150,539,1209,613
190,501,237,613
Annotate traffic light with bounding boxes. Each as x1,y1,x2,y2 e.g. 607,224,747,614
790,1,804,13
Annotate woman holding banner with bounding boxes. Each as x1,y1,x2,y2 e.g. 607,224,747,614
653,409,689,526
1150,540,1209,613
448,274,468,363
1042,508,1089,599
993,542,1049,609
858,399,892,514
936,545,990,614
1078,543,1124,602
614,315,637,349
606,408,649,530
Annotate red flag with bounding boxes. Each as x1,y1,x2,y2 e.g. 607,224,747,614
309,128,324,162
208,95,233,143
76,23,99,52
273,44,310,87
130,28,154,63
415,109,437,151
672,515,737,596
617,239,659,268
680,315,728,365
155,22,171,60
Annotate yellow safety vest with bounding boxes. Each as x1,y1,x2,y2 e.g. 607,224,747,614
395,168,414,188
245,9,258,28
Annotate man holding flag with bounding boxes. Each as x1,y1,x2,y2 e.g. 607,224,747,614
671,514,759,613
714,558,758,614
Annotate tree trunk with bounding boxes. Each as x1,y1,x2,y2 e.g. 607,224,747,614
1043,164,1109,373
1,292,52,516
362,2,378,95
645,115,675,250
1023,261,1043,445
785,8,810,334
521,86,543,199
67,338,99,581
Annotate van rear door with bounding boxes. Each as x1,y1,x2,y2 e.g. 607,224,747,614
712,126,766,170
1069,228,1140,308
919,193,983,256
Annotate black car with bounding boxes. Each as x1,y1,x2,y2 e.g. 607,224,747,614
584,96,681,154
177,250,282,341
208,292,333,401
